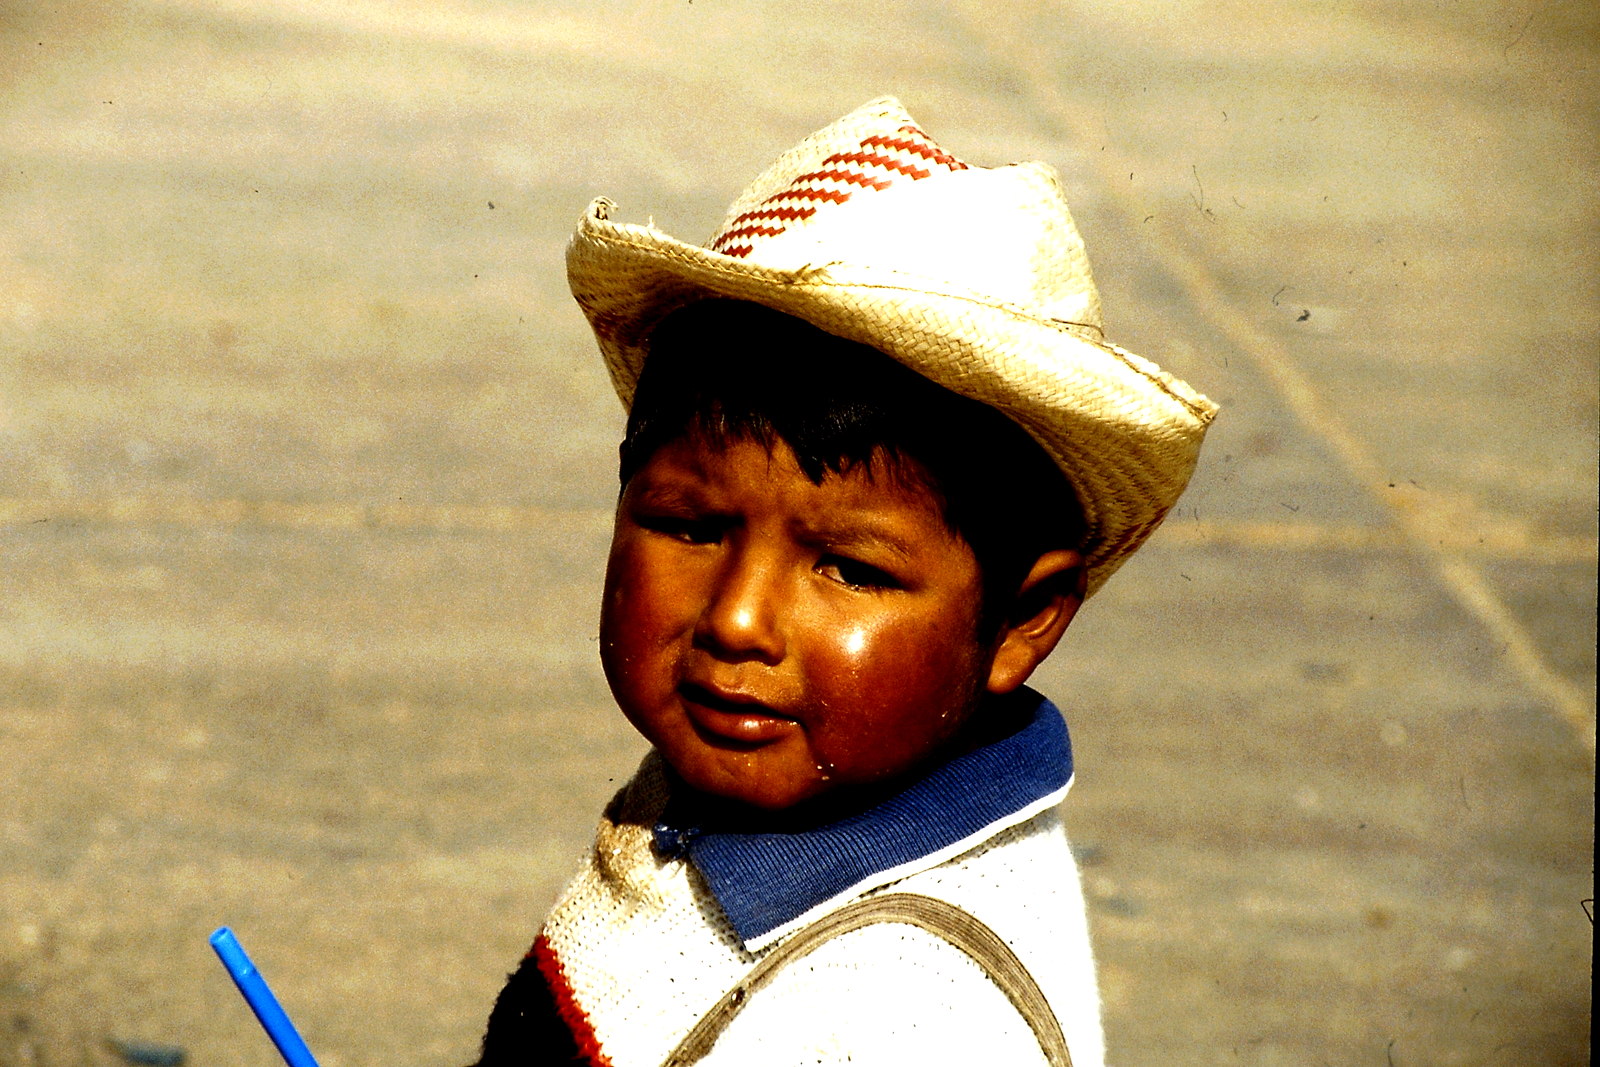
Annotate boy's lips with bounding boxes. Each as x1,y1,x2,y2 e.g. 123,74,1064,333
677,681,798,745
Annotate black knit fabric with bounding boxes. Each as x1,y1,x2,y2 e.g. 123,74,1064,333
472,954,588,1066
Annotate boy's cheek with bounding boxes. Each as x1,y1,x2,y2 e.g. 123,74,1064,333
603,541,689,630
812,609,983,693
806,643,987,769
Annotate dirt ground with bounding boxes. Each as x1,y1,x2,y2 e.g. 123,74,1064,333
1,1,1594,1064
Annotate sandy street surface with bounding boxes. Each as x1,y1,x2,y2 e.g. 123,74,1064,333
1,1,1594,1064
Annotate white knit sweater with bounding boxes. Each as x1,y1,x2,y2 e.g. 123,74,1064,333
535,700,1106,1067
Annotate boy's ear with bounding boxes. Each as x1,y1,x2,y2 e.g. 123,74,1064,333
984,549,1086,695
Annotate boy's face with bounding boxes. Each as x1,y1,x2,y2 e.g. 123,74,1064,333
599,434,998,813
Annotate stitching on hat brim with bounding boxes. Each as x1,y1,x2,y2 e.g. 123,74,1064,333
768,280,1217,425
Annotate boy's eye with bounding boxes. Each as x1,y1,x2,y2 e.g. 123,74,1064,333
634,512,725,544
817,554,900,591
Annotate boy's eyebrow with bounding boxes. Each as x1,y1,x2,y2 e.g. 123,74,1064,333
792,517,919,561
627,476,717,512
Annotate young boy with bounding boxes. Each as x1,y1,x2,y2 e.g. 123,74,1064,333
475,97,1216,1066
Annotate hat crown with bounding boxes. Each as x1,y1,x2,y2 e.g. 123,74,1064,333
708,99,968,256
702,97,1103,333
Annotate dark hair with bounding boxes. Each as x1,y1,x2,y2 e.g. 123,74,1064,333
619,301,1086,632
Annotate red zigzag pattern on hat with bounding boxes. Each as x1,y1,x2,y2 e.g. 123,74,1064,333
709,125,969,259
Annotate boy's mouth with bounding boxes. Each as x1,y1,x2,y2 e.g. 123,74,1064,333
678,682,798,746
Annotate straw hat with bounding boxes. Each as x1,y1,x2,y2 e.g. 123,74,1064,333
567,96,1217,596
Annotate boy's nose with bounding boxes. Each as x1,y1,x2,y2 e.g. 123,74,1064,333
693,549,786,664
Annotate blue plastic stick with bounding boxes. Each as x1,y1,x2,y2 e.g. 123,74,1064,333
209,927,321,1067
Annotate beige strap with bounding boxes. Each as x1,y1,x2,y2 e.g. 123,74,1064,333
661,892,1073,1067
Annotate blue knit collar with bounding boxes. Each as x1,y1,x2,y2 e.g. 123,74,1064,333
652,688,1074,950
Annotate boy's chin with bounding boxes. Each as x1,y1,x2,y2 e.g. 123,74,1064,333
643,731,831,816
674,765,829,819
667,759,915,831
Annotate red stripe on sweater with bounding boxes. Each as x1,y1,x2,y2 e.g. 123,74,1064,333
529,935,613,1067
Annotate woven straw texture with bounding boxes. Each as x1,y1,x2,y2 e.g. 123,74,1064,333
566,96,1217,595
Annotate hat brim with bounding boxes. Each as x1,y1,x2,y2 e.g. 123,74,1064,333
567,199,1217,597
